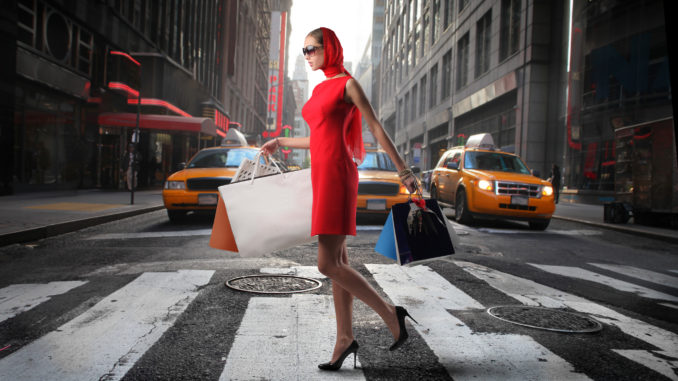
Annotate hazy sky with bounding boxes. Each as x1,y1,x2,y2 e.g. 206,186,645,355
287,0,374,91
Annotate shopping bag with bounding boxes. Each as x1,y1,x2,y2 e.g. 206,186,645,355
209,196,239,252
231,155,279,183
375,198,456,265
215,152,313,257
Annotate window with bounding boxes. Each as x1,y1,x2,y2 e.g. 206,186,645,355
398,98,404,129
475,10,492,78
456,32,469,89
412,84,418,119
404,92,410,124
423,12,429,54
443,0,453,30
432,0,441,44
429,64,438,108
459,0,469,13
419,76,427,115
441,49,452,99
500,0,521,61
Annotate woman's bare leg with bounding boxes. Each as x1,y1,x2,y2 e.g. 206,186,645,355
318,234,400,354
330,242,354,362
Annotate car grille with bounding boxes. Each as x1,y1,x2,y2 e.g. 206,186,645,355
495,181,541,198
499,203,537,211
186,177,231,190
358,182,399,196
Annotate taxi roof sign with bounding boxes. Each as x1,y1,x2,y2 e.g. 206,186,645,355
465,133,495,150
221,128,248,147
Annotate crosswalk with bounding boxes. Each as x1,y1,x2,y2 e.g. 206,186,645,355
1,261,677,380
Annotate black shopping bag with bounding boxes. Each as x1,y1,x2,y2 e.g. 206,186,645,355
375,198,456,265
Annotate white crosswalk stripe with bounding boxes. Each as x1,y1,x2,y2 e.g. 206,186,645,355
0,270,214,381
220,295,364,381
589,263,678,289
0,281,87,323
457,261,678,381
529,263,678,302
366,264,591,381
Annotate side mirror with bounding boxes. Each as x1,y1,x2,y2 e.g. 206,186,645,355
410,166,421,174
446,161,459,170
175,162,186,171
532,169,541,178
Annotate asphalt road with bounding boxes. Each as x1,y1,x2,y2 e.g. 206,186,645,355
1,210,677,380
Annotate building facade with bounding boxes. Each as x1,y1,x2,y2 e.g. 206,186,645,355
377,0,673,203
2,0,271,194
290,54,310,167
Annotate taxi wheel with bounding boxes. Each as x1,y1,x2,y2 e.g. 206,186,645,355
529,219,550,230
455,189,473,224
167,210,187,223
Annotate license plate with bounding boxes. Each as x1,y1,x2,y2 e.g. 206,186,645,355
198,193,218,206
366,199,387,210
511,196,529,206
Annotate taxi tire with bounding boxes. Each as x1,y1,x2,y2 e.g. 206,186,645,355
167,210,187,223
455,189,473,224
529,219,550,230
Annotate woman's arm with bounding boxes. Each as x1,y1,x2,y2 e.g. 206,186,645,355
260,136,310,155
345,78,418,193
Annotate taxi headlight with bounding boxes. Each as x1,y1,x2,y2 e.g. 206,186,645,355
477,179,493,191
399,184,411,195
542,185,553,196
164,180,186,190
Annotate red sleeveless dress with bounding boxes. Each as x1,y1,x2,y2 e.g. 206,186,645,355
302,76,359,236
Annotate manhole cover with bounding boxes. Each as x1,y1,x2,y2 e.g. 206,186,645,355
226,275,322,294
487,306,603,333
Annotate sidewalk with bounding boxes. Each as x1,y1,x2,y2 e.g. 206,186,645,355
0,189,675,247
0,189,164,246
552,202,678,243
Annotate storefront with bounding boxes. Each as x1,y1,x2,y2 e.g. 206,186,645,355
564,0,673,201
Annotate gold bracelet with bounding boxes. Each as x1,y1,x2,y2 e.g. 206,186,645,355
398,168,413,178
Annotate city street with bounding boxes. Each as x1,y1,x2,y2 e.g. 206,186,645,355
1,210,677,380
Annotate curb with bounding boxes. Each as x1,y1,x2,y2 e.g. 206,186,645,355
0,205,164,247
552,215,678,244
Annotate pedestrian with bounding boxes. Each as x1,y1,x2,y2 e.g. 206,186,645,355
120,143,140,191
260,27,419,371
549,163,561,204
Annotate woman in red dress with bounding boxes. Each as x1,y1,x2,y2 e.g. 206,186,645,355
261,27,418,371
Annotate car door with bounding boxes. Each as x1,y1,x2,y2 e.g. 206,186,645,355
445,151,463,204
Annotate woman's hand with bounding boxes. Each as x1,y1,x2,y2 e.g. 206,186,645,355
260,138,280,155
401,173,419,195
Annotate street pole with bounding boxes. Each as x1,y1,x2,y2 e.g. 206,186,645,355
131,70,141,205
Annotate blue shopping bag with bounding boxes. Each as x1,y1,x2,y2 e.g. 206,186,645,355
375,199,457,265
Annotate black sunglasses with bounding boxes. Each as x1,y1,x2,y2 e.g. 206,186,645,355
302,45,322,56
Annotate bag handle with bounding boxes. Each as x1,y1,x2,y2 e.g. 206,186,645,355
249,151,284,184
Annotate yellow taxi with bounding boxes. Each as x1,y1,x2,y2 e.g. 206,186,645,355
429,133,555,230
356,148,416,215
162,129,262,222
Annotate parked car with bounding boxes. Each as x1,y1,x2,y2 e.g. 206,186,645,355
429,133,555,230
356,149,419,215
162,129,263,222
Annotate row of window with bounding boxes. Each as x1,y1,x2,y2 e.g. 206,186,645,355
387,0,521,131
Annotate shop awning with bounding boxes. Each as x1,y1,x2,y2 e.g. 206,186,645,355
98,113,218,137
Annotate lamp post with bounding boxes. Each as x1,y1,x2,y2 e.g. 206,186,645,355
131,81,140,205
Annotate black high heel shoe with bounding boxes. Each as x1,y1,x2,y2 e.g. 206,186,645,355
390,306,418,351
318,340,359,371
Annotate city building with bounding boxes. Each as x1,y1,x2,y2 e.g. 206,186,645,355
377,0,673,203
290,54,310,167
263,0,298,164
1,0,271,194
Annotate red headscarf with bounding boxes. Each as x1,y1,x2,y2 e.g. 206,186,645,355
319,27,366,165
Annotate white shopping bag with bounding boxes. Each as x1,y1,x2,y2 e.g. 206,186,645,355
217,153,314,257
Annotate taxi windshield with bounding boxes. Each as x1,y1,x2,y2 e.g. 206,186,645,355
187,148,259,168
464,151,531,174
357,151,397,171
